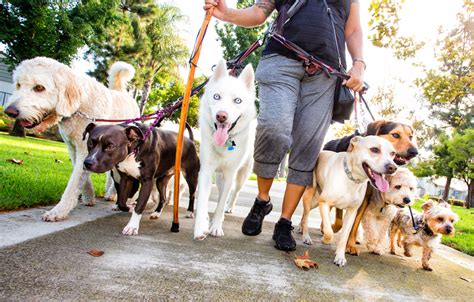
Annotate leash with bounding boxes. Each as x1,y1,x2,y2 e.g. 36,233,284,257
172,7,214,233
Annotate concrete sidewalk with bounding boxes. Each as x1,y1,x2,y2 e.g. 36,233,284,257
1,181,473,300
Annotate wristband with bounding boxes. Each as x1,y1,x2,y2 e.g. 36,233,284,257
353,58,366,70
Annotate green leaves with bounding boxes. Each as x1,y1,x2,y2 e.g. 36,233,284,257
0,0,119,70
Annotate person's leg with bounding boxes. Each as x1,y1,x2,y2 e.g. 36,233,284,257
242,54,304,236
257,176,273,202
273,71,336,251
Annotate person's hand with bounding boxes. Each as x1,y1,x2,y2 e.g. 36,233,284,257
204,0,228,21
343,61,365,92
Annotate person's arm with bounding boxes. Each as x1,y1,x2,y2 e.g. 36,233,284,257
203,0,275,28
343,1,365,92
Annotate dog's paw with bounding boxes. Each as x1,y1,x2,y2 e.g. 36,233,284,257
345,244,360,256
404,251,412,257
209,224,224,237
122,225,139,236
334,255,347,267
185,211,194,218
194,230,209,241
224,208,233,214
82,199,96,207
370,249,382,256
42,210,67,222
302,235,313,245
149,212,161,220
390,249,397,255
111,204,121,211
322,233,333,245
422,265,433,271
104,193,117,202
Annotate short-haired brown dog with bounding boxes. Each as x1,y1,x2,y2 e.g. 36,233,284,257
389,200,458,271
323,120,418,255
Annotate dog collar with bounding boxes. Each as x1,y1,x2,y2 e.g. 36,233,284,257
343,156,365,184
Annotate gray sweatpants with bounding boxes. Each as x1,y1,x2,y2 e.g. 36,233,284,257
253,54,336,186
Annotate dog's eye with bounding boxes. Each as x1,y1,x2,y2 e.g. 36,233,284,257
409,136,413,140
394,185,402,190
213,93,221,100
16,83,20,89
33,85,45,92
105,144,115,151
370,147,380,154
409,187,414,191
437,217,444,222
390,151,396,157
391,133,400,139
233,98,242,104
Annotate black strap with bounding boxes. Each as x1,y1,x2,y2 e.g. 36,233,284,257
322,0,344,71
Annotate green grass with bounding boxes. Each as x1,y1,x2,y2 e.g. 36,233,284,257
411,199,474,256
0,132,106,210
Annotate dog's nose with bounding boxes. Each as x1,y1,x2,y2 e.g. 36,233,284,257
407,147,418,157
445,225,453,234
83,159,93,170
216,111,228,123
385,163,397,174
4,105,19,118
403,197,411,204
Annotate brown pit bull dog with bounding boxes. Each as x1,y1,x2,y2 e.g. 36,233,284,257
82,123,199,235
319,120,418,255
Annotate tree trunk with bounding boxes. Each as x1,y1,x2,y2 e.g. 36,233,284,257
139,78,152,115
442,176,452,202
467,180,473,209
9,120,25,137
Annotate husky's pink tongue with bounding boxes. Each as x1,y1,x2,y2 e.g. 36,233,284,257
373,173,389,192
213,123,230,146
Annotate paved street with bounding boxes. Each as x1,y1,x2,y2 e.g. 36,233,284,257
1,180,473,300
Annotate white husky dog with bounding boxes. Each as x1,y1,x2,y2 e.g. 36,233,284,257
194,60,257,240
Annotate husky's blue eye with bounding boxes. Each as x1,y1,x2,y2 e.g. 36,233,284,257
213,93,221,100
234,98,242,104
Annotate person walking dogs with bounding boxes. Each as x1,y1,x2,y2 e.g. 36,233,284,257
203,0,365,251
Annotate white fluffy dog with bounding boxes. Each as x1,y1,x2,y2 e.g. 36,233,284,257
5,57,140,221
361,167,418,255
193,60,257,240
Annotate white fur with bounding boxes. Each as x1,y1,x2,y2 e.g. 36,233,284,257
193,60,256,240
116,154,141,179
7,57,140,221
362,168,418,255
122,211,142,235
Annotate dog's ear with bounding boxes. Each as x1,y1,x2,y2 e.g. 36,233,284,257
82,123,96,141
55,67,82,117
366,120,387,135
421,199,434,212
125,126,144,143
211,59,228,82
347,136,360,152
437,199,451,208
238,63,255,90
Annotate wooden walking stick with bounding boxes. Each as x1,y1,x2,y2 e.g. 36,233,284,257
171,8,214,232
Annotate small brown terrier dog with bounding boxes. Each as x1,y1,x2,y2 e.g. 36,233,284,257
389,200,459,271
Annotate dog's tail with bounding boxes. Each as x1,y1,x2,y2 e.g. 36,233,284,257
107,62,135,92
185,122,194,141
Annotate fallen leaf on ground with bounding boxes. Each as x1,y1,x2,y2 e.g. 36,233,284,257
294,251,319,270
460,276,472,282
55,159,63,163
7,158,23,165
87,249,104,257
